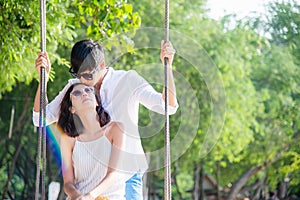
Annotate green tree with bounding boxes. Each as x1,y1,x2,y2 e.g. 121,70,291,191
0,0,140,98
264,0,300,61
131,0,300,198
0,0,140,198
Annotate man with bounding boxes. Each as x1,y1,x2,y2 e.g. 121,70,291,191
33,39,178,199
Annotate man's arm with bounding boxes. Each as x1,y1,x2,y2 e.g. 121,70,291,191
33,52,50,113
126,70,179,115
32,79,79,126
160,40,177,108
127,41,178,115
32,52,79,126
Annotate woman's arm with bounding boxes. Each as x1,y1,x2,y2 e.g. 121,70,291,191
84,122,125,198
160,40,177,107
60,133,82,199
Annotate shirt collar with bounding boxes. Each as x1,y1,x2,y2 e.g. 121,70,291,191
102,67,113,88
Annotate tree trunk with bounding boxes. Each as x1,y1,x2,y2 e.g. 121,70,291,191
227,141,292,200
216,160,221,200
2,142,22,199
252,177,265,200
173,165,183,199
227,164,266,200
199,163,204,200
1,95,30,199
193,162,201,200
239,179,261,194
146,172,151,200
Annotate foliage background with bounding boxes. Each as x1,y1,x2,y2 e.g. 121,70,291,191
0,0,299,199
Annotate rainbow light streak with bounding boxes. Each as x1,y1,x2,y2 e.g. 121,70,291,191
46,124,64,171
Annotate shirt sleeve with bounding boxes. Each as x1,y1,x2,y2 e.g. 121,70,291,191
32,79,80,127
126,70,179,115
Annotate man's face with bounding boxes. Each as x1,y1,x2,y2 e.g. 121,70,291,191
79,60,106,87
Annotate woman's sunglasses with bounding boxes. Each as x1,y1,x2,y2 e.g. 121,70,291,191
69,66,99,80
71,87,94,97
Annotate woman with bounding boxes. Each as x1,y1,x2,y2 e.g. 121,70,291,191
58,82,125,200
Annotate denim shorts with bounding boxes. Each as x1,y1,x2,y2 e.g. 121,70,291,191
125,173,143,200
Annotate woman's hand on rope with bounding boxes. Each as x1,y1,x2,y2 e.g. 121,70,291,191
160,40,176,67
35,51,51,81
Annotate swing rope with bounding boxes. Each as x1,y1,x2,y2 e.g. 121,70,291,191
164,0,171,199
35,0,47,199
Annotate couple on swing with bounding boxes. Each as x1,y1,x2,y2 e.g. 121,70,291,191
33,39,178,199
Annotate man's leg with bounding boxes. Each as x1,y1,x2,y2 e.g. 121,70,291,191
125,173,143,200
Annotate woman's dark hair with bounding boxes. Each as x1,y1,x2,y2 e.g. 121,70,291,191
69,39,105,77
57,83,110,137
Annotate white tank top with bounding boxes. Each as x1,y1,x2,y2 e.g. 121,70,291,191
71,131,126,199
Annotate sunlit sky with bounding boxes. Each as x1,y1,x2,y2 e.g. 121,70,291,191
206,0,275,19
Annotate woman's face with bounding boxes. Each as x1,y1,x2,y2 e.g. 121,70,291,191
70,84,97,113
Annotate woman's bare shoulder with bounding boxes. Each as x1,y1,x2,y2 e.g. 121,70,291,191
60,133,76,147
105,121,124,138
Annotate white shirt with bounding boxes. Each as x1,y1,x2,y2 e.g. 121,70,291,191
33,67,178,172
